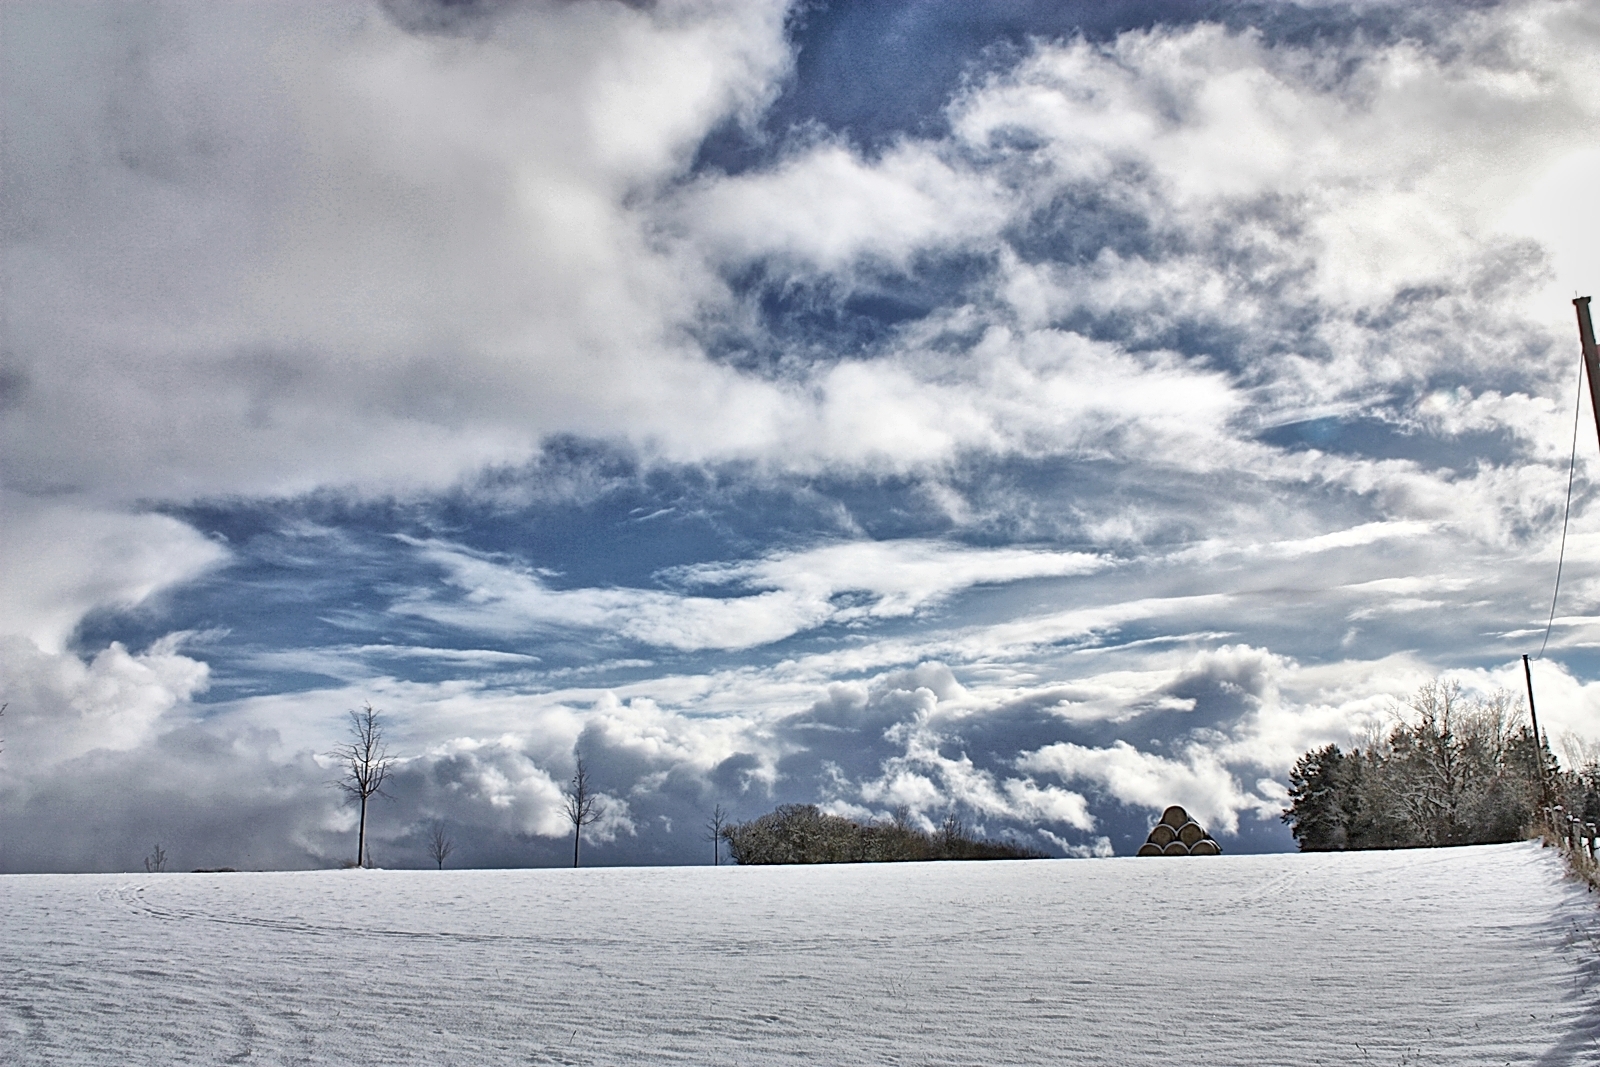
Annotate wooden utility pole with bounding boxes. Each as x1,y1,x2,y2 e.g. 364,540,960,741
1523,654,1550,806
1577,297,1600,454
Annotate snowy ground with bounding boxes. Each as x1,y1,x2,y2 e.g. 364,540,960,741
4,841,1599,1065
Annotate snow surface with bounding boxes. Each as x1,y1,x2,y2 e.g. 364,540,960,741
4,841,1599,1065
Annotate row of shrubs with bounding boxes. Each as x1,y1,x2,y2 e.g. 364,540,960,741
724,804,1047,864
1281,681,1572,850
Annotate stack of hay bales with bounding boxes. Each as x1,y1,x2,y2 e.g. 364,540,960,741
1135,805,1221,856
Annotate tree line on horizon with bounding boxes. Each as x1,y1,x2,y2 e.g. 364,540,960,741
131,701,1046,872
325,705,1046,870
127,679,1600,870
1280,680,1591,851
720,803,1047,864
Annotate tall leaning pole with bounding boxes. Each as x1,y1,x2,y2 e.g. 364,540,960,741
1526,298,1598,812
1576,296,1600,453
1524,654,1549,807
1523,292,1600,809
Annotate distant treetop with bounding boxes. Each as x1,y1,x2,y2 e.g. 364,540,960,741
723,804,1046,865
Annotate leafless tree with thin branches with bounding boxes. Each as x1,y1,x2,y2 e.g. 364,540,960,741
428,820,455,870
562,755,602,868
704,803,729,865
330,703,396,868
940,811,966,851
143,842,166,873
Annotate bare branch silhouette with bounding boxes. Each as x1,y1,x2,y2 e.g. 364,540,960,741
562,755,602,867
330,703,396,868
428,820,455,870
704,803,729,865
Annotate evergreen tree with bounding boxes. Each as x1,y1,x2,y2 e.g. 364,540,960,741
1282,744,1351,850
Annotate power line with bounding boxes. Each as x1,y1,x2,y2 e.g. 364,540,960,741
1538,351,1584,659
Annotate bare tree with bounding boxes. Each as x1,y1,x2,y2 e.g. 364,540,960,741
562,755,603,868
143,842,166,873
704,803,729,865
331,703,396,868
939,811,966,852
428,820,455,870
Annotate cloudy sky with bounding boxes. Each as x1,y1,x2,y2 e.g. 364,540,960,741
3,0,1600,872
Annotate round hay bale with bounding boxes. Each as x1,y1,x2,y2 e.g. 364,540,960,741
1147,823,1177,846
1188,838,1220,855
1136,842,1163,856
1161,840,1191,856
1159,805,1189,829
1177,821,1205,846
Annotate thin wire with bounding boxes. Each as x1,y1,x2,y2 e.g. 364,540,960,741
1538,354,1584,658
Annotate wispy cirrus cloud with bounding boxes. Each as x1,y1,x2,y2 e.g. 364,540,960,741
392,536,1109,651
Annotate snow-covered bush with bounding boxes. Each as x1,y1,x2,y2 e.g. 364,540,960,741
724,804,1046,864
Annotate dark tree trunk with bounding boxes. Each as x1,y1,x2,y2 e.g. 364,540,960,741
357,794,368,867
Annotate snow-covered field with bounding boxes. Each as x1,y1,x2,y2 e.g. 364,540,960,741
4,842,1598,1065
